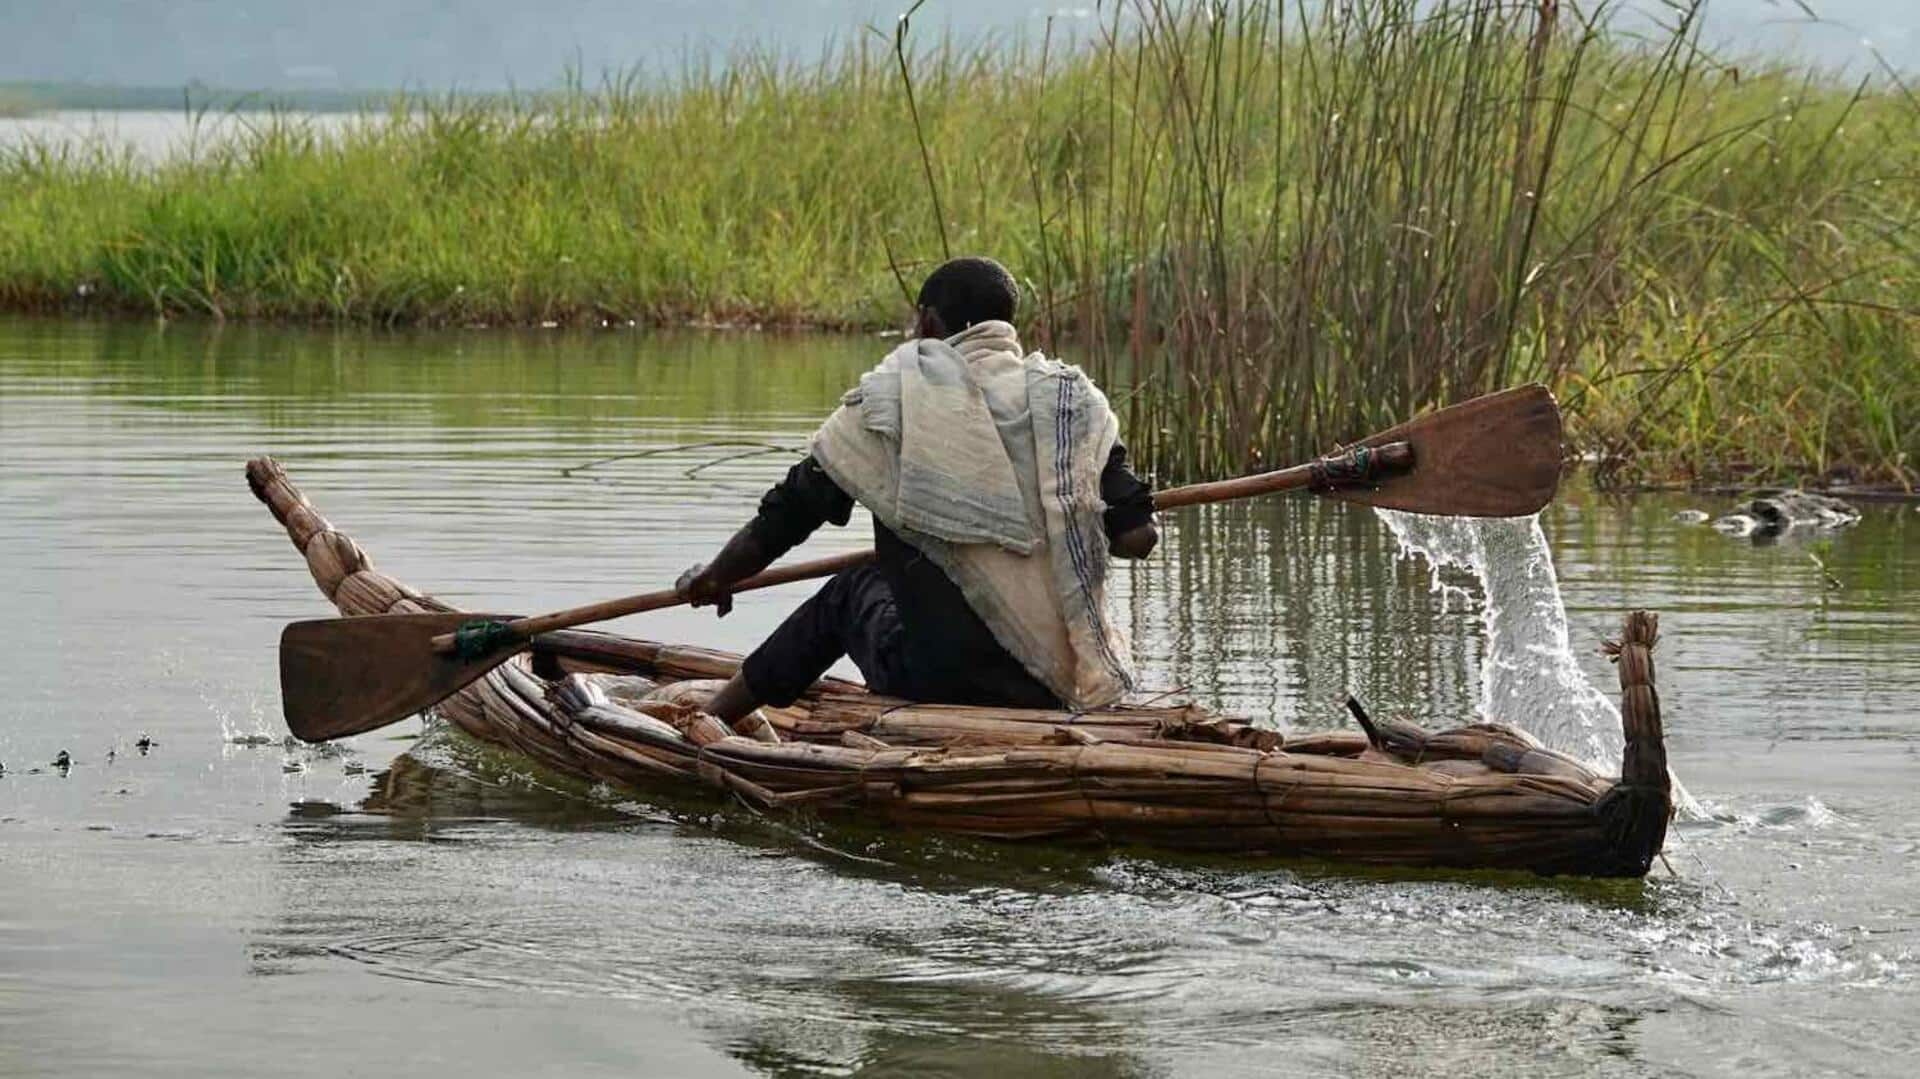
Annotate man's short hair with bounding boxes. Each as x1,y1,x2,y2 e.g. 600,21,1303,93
917,256,1018,331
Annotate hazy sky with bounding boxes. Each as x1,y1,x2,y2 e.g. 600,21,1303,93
0,1,1910,89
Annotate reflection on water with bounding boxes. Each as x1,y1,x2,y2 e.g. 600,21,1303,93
2,316,1916,1077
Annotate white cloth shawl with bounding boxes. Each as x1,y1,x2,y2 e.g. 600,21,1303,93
809,320,1135,709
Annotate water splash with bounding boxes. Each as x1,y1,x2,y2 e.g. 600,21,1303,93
1375,509,1699,816
1376,511,1620,767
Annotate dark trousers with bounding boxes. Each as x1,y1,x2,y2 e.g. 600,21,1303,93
739,566,1060,709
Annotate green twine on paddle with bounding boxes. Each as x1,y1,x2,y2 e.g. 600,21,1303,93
1308,443,1377,491
453,618,521,659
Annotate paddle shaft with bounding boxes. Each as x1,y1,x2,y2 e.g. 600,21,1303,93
428,440,1412,654
428,548,877,653
1152,441,1413,511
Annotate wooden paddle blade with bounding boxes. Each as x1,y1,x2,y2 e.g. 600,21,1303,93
1327,384,1564,517
280,612,524,743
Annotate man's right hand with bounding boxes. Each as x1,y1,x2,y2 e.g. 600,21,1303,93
675,562,735,618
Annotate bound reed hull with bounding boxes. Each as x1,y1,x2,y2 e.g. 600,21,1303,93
247,457,1672,877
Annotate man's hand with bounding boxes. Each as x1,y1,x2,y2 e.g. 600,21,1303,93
675,562,735,618
1109,522,1158,560
677,526,776,619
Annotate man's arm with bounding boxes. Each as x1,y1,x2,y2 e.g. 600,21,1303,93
678,457,854,616
1101,444,1158,559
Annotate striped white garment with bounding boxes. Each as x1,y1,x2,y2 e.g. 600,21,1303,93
810,320,1135,709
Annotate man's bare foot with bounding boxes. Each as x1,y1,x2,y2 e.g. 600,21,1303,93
703,671,760,723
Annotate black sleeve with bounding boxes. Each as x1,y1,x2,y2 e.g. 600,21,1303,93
1100,443,1155,539
745,455,855,560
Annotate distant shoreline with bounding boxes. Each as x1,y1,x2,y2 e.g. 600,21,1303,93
0,81,407,115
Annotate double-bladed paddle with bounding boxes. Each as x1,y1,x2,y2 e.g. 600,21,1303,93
279,383,1562,742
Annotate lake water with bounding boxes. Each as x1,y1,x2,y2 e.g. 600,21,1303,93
1,316,1915,1077
0,110,365,163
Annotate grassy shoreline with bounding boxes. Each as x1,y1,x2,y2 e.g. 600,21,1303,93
2,1,1914,488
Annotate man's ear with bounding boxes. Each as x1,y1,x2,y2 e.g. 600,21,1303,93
915,306,947,339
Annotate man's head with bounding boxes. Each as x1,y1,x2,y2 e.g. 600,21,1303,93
914,256,1018,339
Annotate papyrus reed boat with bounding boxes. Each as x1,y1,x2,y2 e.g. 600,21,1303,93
248,457,1672,877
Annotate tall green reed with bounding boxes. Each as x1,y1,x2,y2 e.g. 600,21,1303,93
906,0,1915,485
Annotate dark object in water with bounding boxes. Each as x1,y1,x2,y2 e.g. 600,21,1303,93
52,750,71,771
1749,490,1860,528
1713,489,1861,542
135,735,155,754
247,456,1674,878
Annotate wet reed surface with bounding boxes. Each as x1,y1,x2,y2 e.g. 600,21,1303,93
1,318,1915,1078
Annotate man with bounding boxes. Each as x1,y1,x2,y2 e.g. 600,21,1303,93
677,256,1156,721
